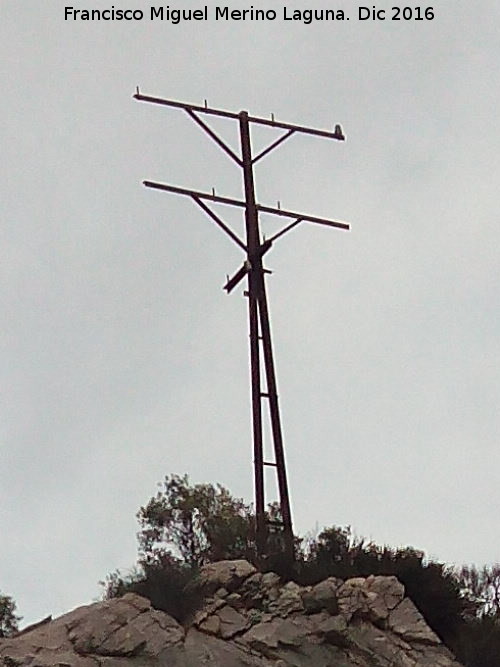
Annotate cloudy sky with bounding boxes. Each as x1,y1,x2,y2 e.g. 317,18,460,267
1,0,499,626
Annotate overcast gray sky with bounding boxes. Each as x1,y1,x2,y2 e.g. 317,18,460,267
1,0,499,626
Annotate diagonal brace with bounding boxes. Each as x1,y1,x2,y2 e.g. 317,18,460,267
186,109,242,165
252,130,295,164
191,196,246,250
267,218,304,243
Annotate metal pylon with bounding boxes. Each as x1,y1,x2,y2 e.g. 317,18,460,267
135,90,349,562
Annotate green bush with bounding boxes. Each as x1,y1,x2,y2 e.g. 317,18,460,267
0,593,21,638
101,554,203,624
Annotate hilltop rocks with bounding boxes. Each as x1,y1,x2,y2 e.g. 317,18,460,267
0,593,185,666
199,559,257,593
0,560,462,666
301,576,342,615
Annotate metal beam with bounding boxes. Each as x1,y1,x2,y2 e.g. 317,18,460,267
144,181,350,232
223,241,273,293
134,92,345,141
257,205,349,230
135,92,240,120
223,261,250,294
239,110,267,559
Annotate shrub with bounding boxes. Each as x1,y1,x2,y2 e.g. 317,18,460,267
101,554,203,624
452,616,500,667
0,593,21,638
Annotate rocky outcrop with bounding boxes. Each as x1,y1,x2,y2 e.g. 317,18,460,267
0,559,463,666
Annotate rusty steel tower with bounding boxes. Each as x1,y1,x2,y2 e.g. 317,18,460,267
135,90,349,561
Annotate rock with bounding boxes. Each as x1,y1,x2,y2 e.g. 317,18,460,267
240,572,263,592
193,596,226,626
12,615,52,637
0,560,463,667
302,577,342,614
214,604,250,638
335,575,406,626
269,581,304,617
259,572,281,604
316,614,350,647
198,614,221,635
242,615,313,658
274,617,310,647
388,597,441,645
367,575,405,611
239,572,265,609
337,577,371,621
261,572,281,588
242,618,281,658
0,593,184,666
66,593,184,657
199,559,257,593
364,575,405,624
226,592,243,607
185,627,269,666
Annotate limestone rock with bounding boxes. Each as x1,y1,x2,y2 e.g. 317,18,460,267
0,560,463,667
259,571,281,604
365,575,405,624
215,604,250,638
193,596,226,626
199,559,257,593
388,597,441,644
0,593,184,666
302,577,342,614
198,613,221,635
226,592,243,607
315,614,350,647
241,616,313,657
269,581,304,617
239,617,282,657
337,577,371,621
261,572,280,588
239,572,265,608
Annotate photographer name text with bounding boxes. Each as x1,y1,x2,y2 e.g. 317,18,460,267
64,6,435,24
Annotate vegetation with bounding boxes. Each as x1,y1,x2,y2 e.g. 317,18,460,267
0,593,20,638
96,473,499,665
102,559,204,623
453,565,500,667
136,474,257,567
